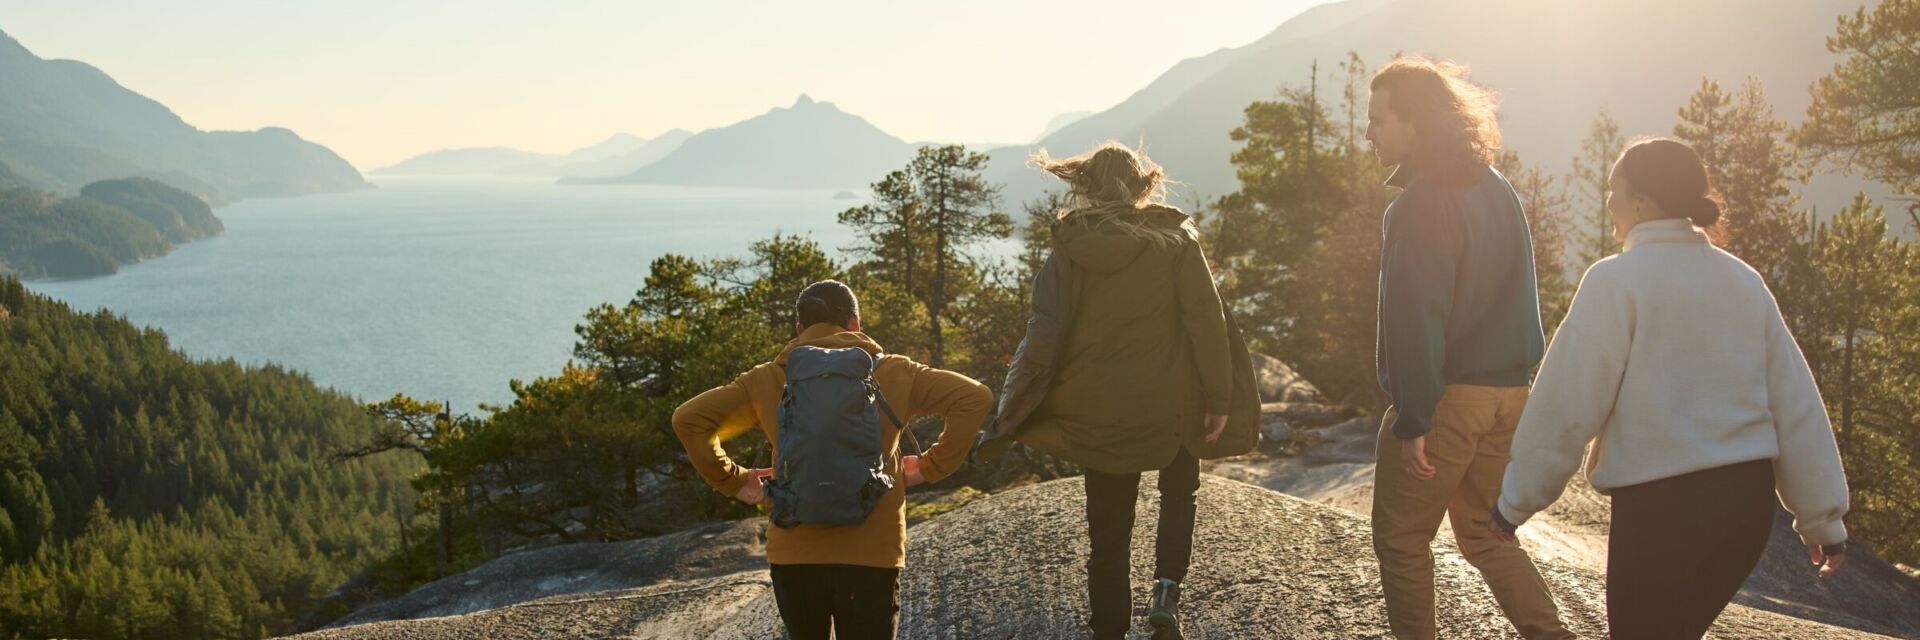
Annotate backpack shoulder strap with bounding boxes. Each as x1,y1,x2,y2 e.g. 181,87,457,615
867,378,921,457
749,366,791,472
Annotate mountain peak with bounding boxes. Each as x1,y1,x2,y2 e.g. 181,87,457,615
579,94,913,188
0,29,34,60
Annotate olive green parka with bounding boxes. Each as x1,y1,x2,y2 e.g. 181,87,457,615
977,205,1260,473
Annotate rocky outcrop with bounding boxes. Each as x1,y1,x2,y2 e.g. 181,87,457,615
321,519,768,629
1252,352,1321,403
291,473,1895,639
1258,401,1355,445
1212,416,1920,638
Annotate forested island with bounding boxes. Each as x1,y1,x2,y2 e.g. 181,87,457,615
0,172,226,278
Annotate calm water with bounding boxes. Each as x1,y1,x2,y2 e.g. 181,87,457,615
28,178,870,411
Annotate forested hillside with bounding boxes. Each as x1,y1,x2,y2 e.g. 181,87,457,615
0,279,420,639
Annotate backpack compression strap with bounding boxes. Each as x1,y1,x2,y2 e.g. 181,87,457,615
869,381,922,457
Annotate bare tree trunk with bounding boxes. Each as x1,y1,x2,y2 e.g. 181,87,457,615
1841,325,1856,454
905,210,916,334
1306,60,1317,206
933,215,947,368
929,170,949,368
624,464,639,507
438,502,453,568
397,509,411,565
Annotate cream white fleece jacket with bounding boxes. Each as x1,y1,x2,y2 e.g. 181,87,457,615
1496,218,1849,546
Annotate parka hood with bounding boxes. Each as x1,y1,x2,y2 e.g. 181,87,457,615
1052,204,1196,274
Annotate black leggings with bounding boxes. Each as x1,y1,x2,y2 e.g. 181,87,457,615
769,563,901,640
1607,458,1776,639
1084,448,1201,639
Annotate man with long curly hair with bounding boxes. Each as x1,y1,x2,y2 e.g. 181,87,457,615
1364,56,1574,640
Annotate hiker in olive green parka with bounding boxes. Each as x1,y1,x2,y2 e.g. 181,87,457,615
976,141,1261,640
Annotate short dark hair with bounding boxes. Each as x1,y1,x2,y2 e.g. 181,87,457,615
795,280,858,328
1613,137,1723,228
1371,56,1502,181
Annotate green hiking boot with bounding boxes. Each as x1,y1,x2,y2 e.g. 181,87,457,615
1149,578,1183,640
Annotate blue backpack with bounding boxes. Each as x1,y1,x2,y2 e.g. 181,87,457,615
759,346,921,529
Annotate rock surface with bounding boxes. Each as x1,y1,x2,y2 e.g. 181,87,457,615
1258,401,1355,446
1212,416,1920,638
321,519,767,629
289,473,1898,639
1252,352,1321,403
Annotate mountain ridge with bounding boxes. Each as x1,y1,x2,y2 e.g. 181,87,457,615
567,95,919,189
990,0,1891,215
0,29,368,200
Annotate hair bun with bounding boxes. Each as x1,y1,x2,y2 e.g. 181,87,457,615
1688,195,1723,228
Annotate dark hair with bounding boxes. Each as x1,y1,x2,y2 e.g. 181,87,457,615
795,279,858,328
1370,56,1502,181
1613,138,1723,228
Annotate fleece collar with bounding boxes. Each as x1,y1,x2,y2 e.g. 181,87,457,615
1623,217,1708,252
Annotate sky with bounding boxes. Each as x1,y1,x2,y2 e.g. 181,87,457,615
0,1,1324,170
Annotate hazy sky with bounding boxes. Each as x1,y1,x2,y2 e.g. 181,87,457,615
1,1,1324,169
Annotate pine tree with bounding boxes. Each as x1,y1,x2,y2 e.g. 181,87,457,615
1788,194,1920,561
1017,191,1070,280
1675,77,1804,280
1206,56,1391,405
1674,77,1731,173
1495,150,1576,336
1573,110,1626,266
1796,0,1920,217
908,145,1012,368
837,170,927,306
839,145,1010,367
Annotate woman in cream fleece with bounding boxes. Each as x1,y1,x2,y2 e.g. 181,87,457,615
1490,138,1850,639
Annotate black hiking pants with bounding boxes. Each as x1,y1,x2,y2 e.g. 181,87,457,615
1607,458,1776,639
1084,447,1201,639
769,563,900,640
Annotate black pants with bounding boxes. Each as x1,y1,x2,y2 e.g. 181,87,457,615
1607,458,1776,639
769,563,901,640
1084,447,1201,639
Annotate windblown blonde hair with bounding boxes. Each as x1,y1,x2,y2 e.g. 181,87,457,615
1031,141,1193,244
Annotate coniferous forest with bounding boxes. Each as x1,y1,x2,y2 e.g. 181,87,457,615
0,279,419,639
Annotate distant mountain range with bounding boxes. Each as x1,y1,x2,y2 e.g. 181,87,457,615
390,94,919,190
374,130,694,179
0,29,367,202
1031,111,1094,144
567,95,919,189
359,0,1900,209
988,0,1888,212
2,1,1890,210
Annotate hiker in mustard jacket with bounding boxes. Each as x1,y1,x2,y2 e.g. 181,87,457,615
671,280,992,640
978,141,1261,640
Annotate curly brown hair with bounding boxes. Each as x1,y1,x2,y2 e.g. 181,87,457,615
1370,56,1502,181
